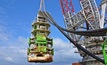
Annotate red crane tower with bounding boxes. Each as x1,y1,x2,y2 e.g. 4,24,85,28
60,0,75,15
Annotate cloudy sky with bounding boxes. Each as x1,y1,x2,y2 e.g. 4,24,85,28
0,0,101,65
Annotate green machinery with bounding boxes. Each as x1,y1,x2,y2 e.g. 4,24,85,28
102,34,107,65
27,11,54,63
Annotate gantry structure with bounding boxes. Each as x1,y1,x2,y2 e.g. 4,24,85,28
60,0,107,65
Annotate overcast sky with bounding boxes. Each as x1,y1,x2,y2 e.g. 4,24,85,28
0,0,101,65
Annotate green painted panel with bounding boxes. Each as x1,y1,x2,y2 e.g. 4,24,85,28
36,46,47,52
27,48,30,55
28,38,31,46
36,34,47,44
